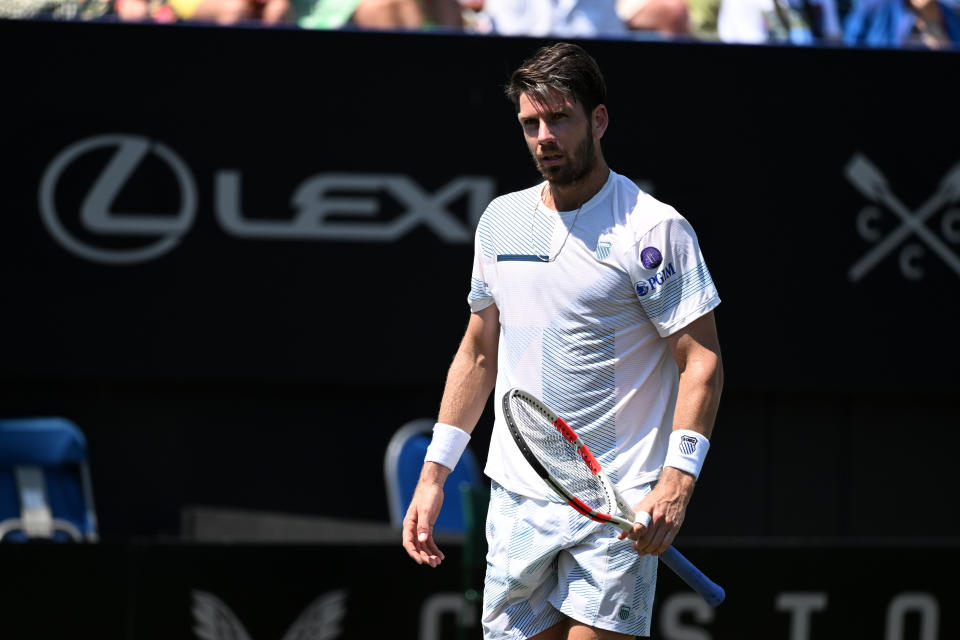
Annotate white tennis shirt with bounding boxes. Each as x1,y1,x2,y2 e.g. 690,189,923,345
468,171,720,501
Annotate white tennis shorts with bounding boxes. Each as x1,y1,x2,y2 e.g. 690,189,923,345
481,481,658,639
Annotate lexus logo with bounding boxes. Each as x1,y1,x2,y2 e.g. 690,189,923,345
38,133,495,266
39,134,198,265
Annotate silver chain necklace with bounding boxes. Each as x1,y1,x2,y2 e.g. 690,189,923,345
531,184,584,263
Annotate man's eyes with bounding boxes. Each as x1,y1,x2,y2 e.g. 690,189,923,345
521,113,567,127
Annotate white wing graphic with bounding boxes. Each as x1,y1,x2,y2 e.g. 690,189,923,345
191,590,254,640
281,590,348,640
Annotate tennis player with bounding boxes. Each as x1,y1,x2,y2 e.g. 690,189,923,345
402,42,723,640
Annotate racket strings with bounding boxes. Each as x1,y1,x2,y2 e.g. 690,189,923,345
510,396,611,512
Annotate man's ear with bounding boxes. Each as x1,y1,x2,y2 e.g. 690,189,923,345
592,104,609,139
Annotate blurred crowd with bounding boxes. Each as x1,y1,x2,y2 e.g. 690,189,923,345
2,0,959,49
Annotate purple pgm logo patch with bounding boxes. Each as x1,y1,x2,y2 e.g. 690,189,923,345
640,247,663,270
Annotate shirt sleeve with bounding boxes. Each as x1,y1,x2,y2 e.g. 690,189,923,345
467,216,495,312
626,216,720,337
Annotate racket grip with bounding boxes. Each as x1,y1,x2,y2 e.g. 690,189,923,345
661,546,726,607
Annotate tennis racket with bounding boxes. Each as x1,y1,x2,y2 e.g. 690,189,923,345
502,387,725,607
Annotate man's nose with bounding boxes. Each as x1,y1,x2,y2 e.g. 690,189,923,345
537,121,555,143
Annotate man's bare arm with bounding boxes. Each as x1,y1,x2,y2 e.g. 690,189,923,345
402,303,500,567
625,311,723,555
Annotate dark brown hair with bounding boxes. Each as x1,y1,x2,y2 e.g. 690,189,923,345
505,42,607,116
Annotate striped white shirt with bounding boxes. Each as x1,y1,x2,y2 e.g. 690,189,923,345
469,171,720,500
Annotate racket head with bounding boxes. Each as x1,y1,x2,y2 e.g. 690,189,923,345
502,388,632,531
503,393,727,607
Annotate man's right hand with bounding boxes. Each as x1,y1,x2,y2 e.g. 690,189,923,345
401,462,450,567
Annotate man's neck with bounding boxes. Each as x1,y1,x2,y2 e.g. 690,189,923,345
543,163,611,212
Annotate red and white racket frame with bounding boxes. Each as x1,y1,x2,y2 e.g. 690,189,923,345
502,387,638,532
501,387,726,607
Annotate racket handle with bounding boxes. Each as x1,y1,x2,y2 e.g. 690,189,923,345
660,546,726,607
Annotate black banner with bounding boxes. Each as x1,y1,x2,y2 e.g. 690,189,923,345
3,542,959,639
1,21,959,541
2,20,959,390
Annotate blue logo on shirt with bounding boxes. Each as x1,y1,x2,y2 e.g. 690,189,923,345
635,263,676,298
596,241,612,260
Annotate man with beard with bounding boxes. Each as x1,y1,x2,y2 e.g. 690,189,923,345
402,43,723,640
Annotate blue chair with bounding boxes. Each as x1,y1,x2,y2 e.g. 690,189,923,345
0,417,98,542
384,419,484,534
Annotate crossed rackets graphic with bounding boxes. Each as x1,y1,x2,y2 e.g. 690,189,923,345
845,153,960,282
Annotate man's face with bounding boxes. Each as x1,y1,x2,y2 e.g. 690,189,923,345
517,90,597,187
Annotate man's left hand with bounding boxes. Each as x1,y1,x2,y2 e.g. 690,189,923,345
618,466,696,555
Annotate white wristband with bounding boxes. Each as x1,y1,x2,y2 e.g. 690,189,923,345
424,422,471,471
663,429,710,479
